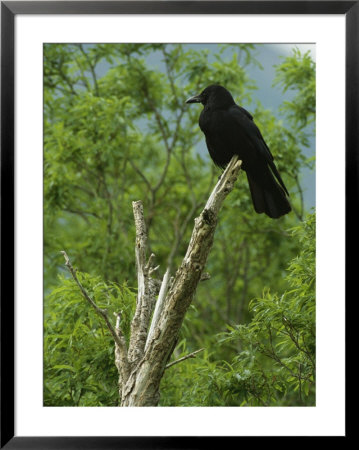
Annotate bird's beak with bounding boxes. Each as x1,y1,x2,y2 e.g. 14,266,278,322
186,94,202,104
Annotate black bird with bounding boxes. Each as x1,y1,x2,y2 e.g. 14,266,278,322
186,85,291,219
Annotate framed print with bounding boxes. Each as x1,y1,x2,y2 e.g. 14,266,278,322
1,1,352,447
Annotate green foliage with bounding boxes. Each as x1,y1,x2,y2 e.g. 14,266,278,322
274,48,316,129
161,214,315,406
220,213,315,406
44,272,136,406
44,44,315,406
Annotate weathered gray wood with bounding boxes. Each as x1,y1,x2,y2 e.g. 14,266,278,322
121,156,242,406
62,156,242,406
127,201,157,367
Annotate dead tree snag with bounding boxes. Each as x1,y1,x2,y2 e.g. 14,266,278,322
62,156,242,406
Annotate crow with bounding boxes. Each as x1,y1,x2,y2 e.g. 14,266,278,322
186,84,291,219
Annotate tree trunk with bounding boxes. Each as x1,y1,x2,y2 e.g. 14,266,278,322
63,156,242,406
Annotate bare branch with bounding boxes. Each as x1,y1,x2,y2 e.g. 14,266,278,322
113,312,130,383
165,348,205,370
149,265,160,275
200,272,211,282
121,156,242,406
145,268,171,350
128,201,156,365
77,43,100,96
204,155,241,212
129,159,153,194
60,251,130,382
145,253,156,272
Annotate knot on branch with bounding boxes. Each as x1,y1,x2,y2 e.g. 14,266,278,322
200,272,211,282
202,208,216,225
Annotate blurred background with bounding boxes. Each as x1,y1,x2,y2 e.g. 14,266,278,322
43,43,315,407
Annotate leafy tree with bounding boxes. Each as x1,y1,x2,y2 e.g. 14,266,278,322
274,48,316,129
160,213,315,406
44,44,315,406
44,275,136,406
221,213,315,406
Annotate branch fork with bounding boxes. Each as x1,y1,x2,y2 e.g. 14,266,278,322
62,155,242,406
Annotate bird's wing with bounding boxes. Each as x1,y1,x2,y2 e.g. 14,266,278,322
229,105,289,196
205,136,227,169
236,105,253,121
229,105,274,160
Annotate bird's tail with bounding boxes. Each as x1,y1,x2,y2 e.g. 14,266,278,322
246,169,291,219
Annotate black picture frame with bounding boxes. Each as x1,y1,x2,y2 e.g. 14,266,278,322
1,1,352,447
